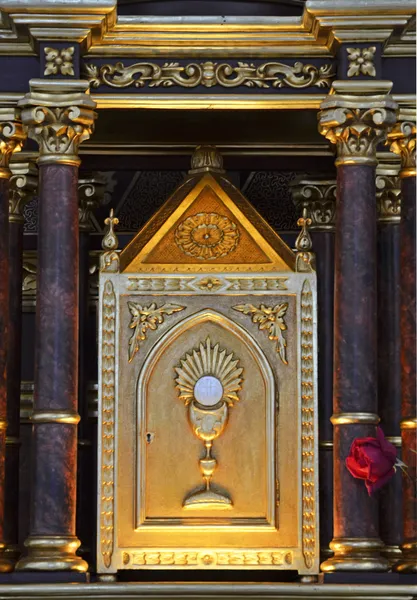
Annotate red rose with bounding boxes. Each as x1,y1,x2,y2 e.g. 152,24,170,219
345,427,397,496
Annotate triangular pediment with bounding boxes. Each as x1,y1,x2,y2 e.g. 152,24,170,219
120,158,296,274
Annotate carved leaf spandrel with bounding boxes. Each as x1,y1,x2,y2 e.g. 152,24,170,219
127,301,186,362
232,302,288,365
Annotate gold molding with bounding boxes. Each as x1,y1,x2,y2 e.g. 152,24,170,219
319,81,398,167
300,279,316,570
18,79,96,166
331,412,380,425
400,418,417,430
319,440,333,449
386,436,402,447
31,410,80,424
15,535,88,572
83,60,336,90
100,280,116,569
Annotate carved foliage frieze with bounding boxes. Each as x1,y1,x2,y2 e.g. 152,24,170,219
122,550,293,567
126,276,288,293
83,60,335,90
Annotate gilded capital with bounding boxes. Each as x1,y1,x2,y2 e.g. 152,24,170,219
375,154,401,224
0,108,26,179
18,80,96,167
319,81,398,167
78,172,106,232
290,176,337,231
387,106,416,179
9,155,38,223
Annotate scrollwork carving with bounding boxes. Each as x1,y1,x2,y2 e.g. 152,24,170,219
9,161,38,223
0,109,25,177
84,60,335,90
376,171,401,223
387,110,416,177
290,178,336,231
232,303,288,365
78,173,106,232
175,212,240,260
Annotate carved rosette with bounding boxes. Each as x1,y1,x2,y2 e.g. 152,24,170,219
18,80,96,166
0,108,26,179
290,177,337,231
9,159,38,223
319,82,398,166
78,173,106,232
375,157,401,223
387,107,416,179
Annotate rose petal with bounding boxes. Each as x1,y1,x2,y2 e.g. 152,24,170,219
365,468,395,496
376,427,398,462
346,455,369,480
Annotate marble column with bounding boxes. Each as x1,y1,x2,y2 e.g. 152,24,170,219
318,81,397,572
290,176,336,562
375,155,403,565
5,157,37,566
77,174,105,566
15,80,96,572
0,109,25,573
388,107,417,574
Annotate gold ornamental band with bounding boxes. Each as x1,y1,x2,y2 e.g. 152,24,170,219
330,412,380,425
5,436,20,446
319,440,333,449
386,436,402,447
31,410,80,425
37,155,81,168
0,420,7,431
335,157,378,168
16,535,88,573
400,167,417,178
400,418,417,430
330,537,385,552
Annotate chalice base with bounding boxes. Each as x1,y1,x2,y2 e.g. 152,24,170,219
183,488,233,510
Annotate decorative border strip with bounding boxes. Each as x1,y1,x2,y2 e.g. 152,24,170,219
101,280,116,569
300,279,316,569
84,61,335,90
122,550,293,567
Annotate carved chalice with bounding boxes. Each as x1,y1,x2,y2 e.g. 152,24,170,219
175,337,243,509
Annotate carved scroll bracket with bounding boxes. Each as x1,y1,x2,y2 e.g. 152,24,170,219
9,158,38,223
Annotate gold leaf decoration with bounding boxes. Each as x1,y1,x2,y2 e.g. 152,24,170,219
175,212,239,260
83,60,335,89
127,301,186,362
233,303,288,365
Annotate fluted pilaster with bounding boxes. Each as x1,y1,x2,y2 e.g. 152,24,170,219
319,81,397,572
16,80,95,572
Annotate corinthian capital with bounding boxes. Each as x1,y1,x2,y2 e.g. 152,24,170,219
290,176,337,231
387,106,416,179
78,172,106,232
376,154,401,224
319,81,397,167
0,108,26,179
9,155,38,223
18,80,96,167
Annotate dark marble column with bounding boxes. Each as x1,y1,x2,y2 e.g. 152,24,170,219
5,158,37,566
375,156,403,565
388,109,417,574
319,81,397,572
76,174,104,567
290,176,336,563
16,80,96,572
0,110,25,573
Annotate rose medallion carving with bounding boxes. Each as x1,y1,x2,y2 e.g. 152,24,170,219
175,212,239,260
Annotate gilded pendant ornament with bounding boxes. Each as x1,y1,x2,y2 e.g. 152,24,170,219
175,213,239,260
347,47,376,77
175,338,243,509
232,303,288,365
300,280,316,569
84,60,335,90
128,302,186,362
44,47,75,77
101,280,116,569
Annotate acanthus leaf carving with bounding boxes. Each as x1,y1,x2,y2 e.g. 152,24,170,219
232,302,288,365
127,302,186,362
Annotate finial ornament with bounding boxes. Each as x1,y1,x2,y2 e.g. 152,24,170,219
102,209,119,251
189,145,225,174
295,208,315,273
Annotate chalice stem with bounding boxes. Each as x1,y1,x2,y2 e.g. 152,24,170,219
200,441,216,491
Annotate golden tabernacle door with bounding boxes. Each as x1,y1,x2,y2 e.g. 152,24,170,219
97,146,319,575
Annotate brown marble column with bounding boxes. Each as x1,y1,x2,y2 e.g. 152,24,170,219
15,80,96,572
318,81,397,572
290,176,336,563
5,157,37,566
0,110,25,573
77,174,105,566
375,155,403,565
388,108,417,574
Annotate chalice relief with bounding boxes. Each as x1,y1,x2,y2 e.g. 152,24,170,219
175,338,243,509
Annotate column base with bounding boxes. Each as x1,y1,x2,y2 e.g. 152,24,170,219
15,536,88,572
0,543,14,573
320,538,390,572
393,542,417,573
3,543,21,566
381,544,403,565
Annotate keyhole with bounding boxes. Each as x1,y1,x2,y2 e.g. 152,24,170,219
146,432,155,444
